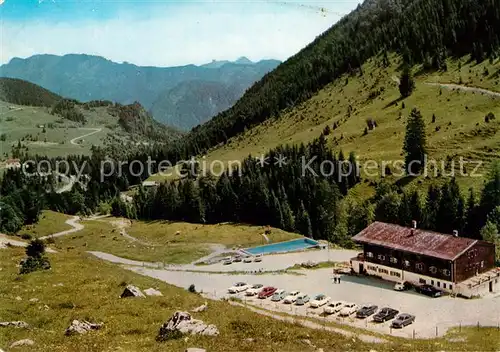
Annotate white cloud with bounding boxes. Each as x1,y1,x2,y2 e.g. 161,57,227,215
1,3,353,66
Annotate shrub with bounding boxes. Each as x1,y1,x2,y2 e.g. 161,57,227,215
19,256,51,274
26,239,45,258
485,112,496,123
20,233,32,240
188,284,196,293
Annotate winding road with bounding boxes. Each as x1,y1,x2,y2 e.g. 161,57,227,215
39,216,84,240
70,128,102,145
426,82,500,98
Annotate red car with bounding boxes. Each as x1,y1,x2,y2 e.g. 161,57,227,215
258,286,277,299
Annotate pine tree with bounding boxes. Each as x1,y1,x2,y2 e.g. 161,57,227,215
399,65,415,98
403,108,427,175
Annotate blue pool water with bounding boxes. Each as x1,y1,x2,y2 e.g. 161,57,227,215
244,238,320,255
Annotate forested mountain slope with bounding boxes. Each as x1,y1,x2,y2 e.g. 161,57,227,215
0,55,280,129
173,0,500,158
0,77,63,107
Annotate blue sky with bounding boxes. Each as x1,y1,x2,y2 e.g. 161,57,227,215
1,0,362,66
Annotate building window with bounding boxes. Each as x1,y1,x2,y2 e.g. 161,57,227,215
443,284,446,289
431,280,434,285
416,263,425,271
377,254,386,261
419,278,426,284
366,252,374,258
437,282,440,287
449,284,452,290
390,257,398,264
429,266,437,274
442,269,451,277
404,260,410,267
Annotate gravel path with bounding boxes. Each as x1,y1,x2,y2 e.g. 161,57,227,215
39,216,83,240
426,82,500,98
70,128,102,145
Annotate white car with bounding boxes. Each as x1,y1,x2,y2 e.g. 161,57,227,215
283,291,301,304
254,254,263,262
243,256,253,263
309,294,331,308
339,302,358,317
228,282,250,294
324,301,345,314
245,284,264,296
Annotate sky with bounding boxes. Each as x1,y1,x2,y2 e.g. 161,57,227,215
0,0,362,67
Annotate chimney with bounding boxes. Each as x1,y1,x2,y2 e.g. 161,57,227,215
453,230,459,237
412,220,417,229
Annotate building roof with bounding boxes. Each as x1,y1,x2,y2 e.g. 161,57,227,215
352,222,478,261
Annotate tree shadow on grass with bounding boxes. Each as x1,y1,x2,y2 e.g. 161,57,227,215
383,96,405,110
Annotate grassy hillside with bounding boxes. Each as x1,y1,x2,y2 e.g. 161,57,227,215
162,55,499,196
0,240,498,350
0,82,182,159
0,77,62,107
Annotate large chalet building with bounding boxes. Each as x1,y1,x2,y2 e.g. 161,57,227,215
351,221,499,298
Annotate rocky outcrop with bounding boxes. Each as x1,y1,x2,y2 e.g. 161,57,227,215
10,339,34,348
65,320,104,336
144,288,163,296
0,321,29,329
191,302,208,313
156,311,219,341
120,285,145,298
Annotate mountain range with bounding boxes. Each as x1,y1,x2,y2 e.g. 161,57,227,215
0,55,280,130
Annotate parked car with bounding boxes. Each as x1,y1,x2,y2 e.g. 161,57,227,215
324,301,345,315
373,307,399,322
391,313,415,328
271,289,287,302
243,256,253,263
394,281,412,291
232,256,242,263
258,286,277,299
223,257,232,265
356,305,378,319
227,282,250,293
254,254,263,262
339,303,358,317
245,284,264,296
295,293,310,305
415,284,442,297
283,291,301,304
309,294,331,308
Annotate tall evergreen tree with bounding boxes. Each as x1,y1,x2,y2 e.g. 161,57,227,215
403,108,427,175
399,65,416,98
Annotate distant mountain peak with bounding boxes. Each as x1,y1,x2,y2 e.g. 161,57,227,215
235,56,253,64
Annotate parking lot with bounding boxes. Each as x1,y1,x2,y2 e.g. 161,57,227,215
127,264,500,339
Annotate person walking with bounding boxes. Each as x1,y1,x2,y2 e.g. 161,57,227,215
337,274,341,284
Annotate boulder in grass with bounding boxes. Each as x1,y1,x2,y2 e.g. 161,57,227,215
156,311,219,342
0,321,29,329
144,288,163,296
120,285,145,298
65,320,104,336
9,339,35,348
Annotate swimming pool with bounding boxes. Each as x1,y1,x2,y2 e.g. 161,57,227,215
244,238,320,255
